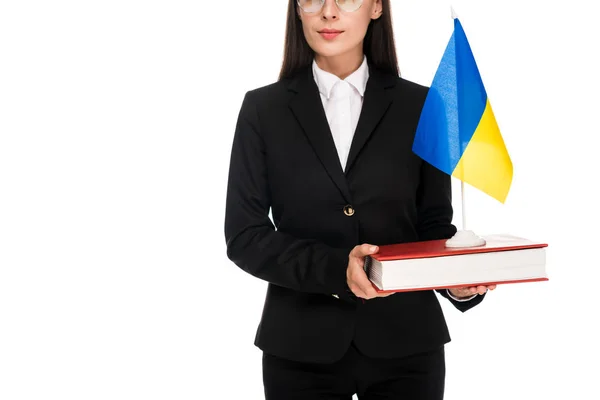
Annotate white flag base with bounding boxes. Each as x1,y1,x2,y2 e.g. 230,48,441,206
445,230,486,248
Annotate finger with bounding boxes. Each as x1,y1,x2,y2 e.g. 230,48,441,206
347,264,372,299
354,270,378,299
477,285,488,295
488,285,497,290
449,288,467,297
360,280,379,299
349,283,368,299
352,243,379,258
363,286,379,299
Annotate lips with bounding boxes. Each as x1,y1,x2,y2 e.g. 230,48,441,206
319,29,343,34
318,29,343,40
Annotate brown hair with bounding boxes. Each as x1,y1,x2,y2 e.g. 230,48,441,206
278,0,399,80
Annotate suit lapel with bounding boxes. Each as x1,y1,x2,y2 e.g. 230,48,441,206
287,66,397,198
345,67,395,174
288,68,352,202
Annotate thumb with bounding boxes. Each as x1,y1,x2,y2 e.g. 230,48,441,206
353,243,379,258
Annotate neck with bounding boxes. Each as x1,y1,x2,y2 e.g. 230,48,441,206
314,47,364,80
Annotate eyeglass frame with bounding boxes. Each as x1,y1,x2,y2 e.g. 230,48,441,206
296,0,364,14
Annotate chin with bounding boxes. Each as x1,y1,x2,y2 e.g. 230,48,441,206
311,43,354,59
309,34,363,59
314,49,346,58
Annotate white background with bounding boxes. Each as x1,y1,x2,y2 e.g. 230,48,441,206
1,0,598,399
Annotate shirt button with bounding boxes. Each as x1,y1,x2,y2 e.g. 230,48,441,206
343,205,355,216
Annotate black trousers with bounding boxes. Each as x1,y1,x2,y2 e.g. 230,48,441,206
262,342,445,400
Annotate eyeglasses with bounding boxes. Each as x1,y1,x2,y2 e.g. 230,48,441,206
297,0,363,14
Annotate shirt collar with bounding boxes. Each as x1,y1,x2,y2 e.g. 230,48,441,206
312,55,369,99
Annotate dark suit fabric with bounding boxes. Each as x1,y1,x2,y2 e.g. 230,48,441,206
224,65,484,365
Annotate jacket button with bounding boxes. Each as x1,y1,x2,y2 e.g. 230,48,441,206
343,205,355,216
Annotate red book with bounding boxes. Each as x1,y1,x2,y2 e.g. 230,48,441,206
366,234,548,293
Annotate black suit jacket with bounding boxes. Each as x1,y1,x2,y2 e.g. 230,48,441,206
224,65,485,364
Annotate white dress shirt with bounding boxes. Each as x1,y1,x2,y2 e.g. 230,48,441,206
312,56,369,171
312,56,476,303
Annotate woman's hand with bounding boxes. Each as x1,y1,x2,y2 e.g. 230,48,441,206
449,284,497,299
346,244,392,300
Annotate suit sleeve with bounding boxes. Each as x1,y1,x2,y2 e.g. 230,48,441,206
224,91,354,300
415,158,485,312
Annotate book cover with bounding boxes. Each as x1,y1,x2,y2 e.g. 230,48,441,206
371,234,548,262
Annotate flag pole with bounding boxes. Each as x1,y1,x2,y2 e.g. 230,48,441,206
453,5,467,233
444,5,485,248
451,6,458,19
461,180,467,230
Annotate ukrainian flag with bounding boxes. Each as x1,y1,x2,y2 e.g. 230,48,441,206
413,17,513,203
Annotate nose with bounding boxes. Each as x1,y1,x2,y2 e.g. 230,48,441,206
321,0,339,20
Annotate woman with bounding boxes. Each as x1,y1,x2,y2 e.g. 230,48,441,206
224,0,495,398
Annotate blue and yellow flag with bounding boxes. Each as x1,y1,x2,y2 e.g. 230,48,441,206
413,17,513,203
